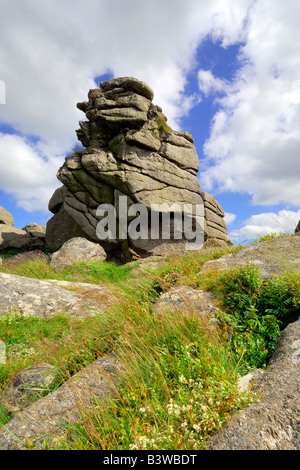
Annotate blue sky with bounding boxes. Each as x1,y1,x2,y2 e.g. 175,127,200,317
0,0,300,245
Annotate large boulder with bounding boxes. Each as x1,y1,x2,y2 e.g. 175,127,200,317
46,77,229,259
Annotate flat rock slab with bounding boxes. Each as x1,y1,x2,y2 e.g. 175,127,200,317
0,355,120,450
208,319,300,450
153,285,221,317
202,236,300,281
0,273,109,318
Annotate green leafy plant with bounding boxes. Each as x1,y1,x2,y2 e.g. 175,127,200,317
156,116,172,133
211,265,300,371
257,273,300,329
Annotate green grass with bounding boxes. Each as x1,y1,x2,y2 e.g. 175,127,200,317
58,301,253,450
0,312,113,398
1,241,299,449
0,257,134,284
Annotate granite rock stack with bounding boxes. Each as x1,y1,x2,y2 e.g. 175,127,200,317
46,77,229,259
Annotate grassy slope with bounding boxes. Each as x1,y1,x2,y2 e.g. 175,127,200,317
0,238,299,449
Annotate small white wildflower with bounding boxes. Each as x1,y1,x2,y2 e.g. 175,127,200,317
192,423,201,433
179,374,187,383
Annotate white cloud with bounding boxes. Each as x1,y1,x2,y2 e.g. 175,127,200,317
224,212,237,225
0,133,64,212
198,70,228,96
200,0,300,207
229,209,300,243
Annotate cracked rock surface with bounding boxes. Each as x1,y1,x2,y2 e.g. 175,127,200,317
208,319,300,450
46,77,229,258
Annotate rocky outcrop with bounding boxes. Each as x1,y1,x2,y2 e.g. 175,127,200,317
46,77,229,260
0,340,6,364
0,207,46,252
0,273,110,318
0,207,14,226
208,319,300,450
202,235,300,281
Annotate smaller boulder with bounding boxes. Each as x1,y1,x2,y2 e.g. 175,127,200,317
295,220,300,235
22,223,46,239
153,285,221,317
49,237,107,271
0,363,57,414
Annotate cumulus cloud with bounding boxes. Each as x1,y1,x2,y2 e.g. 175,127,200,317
229,209,300,243
200,0,300,207
224,212,237,226
198,70,228,96
0,133,64,212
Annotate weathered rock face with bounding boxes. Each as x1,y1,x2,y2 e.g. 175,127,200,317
48,237,107,271
208,319,300,450
202,235,300,281
0,273,110,318
0,206,46,252
46,77,229,259
0,355,120,450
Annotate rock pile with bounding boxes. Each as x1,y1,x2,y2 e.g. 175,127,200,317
46,77,229,260
0,206,46,253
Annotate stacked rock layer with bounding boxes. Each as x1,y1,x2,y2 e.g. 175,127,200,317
0,206,46,253
46,77,229,259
